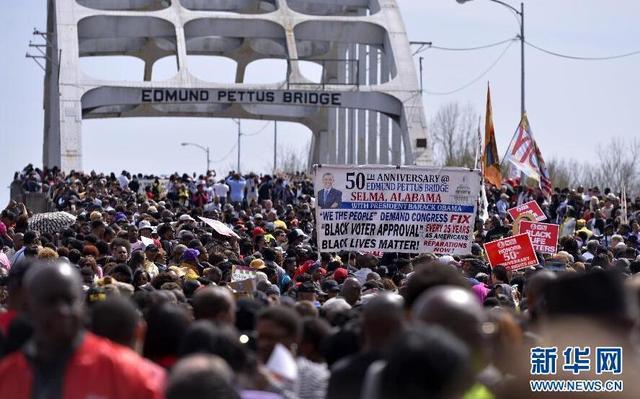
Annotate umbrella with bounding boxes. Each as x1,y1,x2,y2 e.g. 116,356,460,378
28,212,77,234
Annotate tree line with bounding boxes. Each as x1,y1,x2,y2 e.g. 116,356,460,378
429,102,640,194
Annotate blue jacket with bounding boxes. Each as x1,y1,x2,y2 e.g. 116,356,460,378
317,188,342,209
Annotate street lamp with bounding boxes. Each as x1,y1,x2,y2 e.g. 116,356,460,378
180,142,210,173
457,0,525,116
273,121,278,173
233,119,242,173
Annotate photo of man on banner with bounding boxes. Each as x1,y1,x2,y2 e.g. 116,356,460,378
317,172,342,209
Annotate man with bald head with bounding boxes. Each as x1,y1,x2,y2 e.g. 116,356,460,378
411,285,498,397
412,286,486,352
328,293,405,399
166,354,239,399
191,286,236,326
340,277,361,307
0,260,165,399
523,270,557,324
411,285,492,398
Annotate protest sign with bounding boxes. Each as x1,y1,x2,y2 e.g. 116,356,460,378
483,233,538,271
266,343,298,382
507,200,546,222
199,216,240,239
519,221,559,254
230,265,257,298
314,165,481,254
230,279,257,299
232,265,257,282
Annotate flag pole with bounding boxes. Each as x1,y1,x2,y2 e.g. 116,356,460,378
478,110,489,222
621,185,628,225
519,112,527,197
474,115,482,170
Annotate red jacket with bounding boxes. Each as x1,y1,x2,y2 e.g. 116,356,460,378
192,191,209,208
0,309,17,336
0,332,166,399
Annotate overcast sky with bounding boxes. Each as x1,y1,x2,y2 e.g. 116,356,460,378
1,1,639,203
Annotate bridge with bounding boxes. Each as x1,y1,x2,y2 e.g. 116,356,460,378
42,0,432,171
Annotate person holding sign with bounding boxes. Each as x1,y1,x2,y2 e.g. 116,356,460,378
317,173,342,209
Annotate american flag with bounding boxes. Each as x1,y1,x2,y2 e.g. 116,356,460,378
504,114,552,198
533,141,553,199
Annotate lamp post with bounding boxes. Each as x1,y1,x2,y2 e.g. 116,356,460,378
233,119,242,173
180,142,210,173
457,0,525,116
273,120,278,172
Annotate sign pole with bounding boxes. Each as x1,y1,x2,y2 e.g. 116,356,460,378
273,121,278,172
236,120,242,173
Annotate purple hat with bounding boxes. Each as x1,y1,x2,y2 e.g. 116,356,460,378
115,212,127,223
181,248,200,262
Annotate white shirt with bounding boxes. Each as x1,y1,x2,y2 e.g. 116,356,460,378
117,174,129,190
204,202,220,212
213,182,230,198
205,185,215,200
496,200,508,217
130,240,144,254
246,179,258,200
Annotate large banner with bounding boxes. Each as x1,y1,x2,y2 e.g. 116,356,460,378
314,165,481,254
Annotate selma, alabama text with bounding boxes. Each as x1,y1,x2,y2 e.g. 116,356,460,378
351,192,442,202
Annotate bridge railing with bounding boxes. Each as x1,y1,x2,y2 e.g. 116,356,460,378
9,181,56,213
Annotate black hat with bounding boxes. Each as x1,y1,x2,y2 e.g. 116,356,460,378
321,279,340,293
288,228,307,242
298,281,317,294
471,243,483,256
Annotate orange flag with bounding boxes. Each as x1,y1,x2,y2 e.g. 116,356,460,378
482,83,502,187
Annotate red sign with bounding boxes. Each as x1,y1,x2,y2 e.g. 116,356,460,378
483,233,538,271
507,201,546,222
519,221,559,254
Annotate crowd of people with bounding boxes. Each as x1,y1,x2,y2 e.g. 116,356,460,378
0,163,639,398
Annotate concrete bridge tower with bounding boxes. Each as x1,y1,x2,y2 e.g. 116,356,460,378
43,0,432,171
